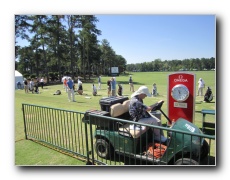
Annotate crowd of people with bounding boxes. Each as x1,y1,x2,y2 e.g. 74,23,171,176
20,75,159,103
18,75,211,105
22,77,45,94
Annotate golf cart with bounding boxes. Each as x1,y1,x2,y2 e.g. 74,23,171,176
83,97,209,165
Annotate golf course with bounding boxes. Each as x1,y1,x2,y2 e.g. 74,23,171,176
15,71,215,165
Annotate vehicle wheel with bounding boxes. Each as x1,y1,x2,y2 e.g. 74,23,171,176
95,139,111,159
174,158,199,165
200,140,209,159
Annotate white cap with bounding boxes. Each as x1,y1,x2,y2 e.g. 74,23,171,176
131,86,151,98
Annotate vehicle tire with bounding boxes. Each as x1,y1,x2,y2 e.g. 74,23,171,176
174,158,199,165
95,139,111,159
200,140,209,159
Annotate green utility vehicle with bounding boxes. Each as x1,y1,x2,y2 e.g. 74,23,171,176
84,97,209,165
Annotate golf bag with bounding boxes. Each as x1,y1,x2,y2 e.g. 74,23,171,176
118,84,123,96
53,90,61,95
204,87,213,102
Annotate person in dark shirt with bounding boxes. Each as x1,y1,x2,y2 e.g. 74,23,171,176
129,86,166,143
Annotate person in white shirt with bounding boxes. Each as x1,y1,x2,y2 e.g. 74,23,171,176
40,77,44,89
98,76,101,89
197,78,205,96
92,84,97,96
29,79,34,93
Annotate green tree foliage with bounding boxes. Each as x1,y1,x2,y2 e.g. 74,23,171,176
15,15,215,82
126,58,215,72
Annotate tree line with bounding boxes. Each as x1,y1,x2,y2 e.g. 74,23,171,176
126,57,215,72
15,15,215,82
15,15,126,82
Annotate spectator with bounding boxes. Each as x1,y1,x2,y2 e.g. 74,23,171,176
129,75,134,92
111,77,116,96
29,79,34,93
98,75,101,90
17,81,22,89
63,78,68,93
152,83,157,96
77,81,83,95
92,84,97,96
107,79,112,97
24,79,29,93
34,79,39,94
40,77,44,89
67,77,76,102
197,78,205,96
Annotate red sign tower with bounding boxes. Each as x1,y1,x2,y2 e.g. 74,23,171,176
168,72,195,123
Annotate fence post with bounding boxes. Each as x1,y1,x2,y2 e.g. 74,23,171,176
22,103,28,140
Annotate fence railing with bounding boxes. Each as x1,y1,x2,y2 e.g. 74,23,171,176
22,103,216,165
22,103,90,162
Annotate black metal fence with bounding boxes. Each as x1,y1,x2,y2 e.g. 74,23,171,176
22,103,216,165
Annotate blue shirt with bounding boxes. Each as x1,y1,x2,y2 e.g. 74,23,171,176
111,80,116,90
67,80,74,89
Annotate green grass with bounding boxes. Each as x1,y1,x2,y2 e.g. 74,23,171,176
15,71,216,165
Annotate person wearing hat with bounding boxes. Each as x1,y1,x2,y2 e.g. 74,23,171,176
129,86,166,143
67,77,76,102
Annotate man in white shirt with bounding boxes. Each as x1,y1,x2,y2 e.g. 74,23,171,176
197,78,205,96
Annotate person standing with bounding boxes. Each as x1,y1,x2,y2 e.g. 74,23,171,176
40,77,44,89
63,78,68,93
24,79,29,93
29,79,34,93
111,77,116,96
152,83,157,96
98,75,101,89
197,78,205,96
34,79,39,94
67,77,76,102
16,81,22,89
107,79,112,97
92,84,97,96
129,75,134,92
129,86,166,143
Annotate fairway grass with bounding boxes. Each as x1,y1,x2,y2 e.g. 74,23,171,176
15,71,216,165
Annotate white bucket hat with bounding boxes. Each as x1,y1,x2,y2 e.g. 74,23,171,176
131,86,151,98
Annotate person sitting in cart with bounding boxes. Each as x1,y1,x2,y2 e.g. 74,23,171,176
129,86,167,143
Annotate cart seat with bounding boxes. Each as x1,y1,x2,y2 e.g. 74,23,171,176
119,123,148,138
110,100,130,118
110,100,148,138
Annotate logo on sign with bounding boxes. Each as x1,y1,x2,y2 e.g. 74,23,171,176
174,75,188,82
